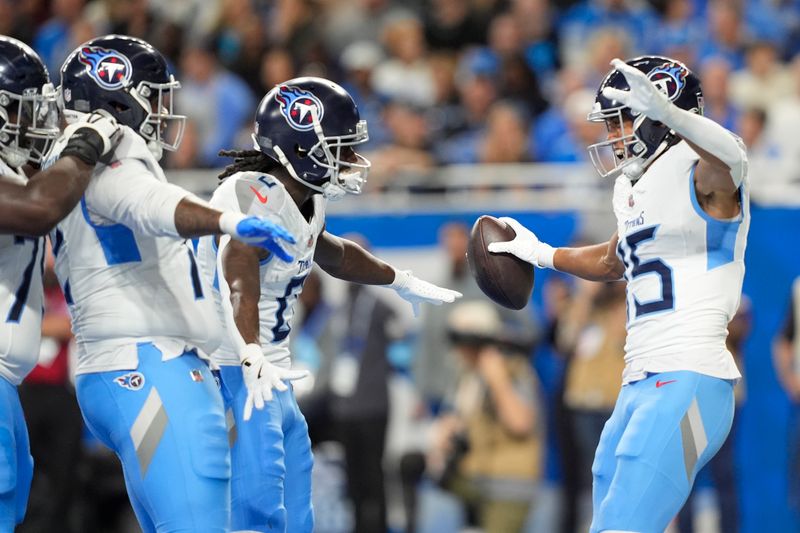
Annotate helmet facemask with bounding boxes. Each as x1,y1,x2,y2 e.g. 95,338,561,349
0,83,59,168
132,75,185,160
587,104,649,180
264,109,371,201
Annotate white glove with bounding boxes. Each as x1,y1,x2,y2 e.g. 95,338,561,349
62,110,122,157
486,217,556,269
601,58,673,124
240,343,309,421
389,270,462,316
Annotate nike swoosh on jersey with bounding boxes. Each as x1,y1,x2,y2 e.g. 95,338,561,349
250,185,268,204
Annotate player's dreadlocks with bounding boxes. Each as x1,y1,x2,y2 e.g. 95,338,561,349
217,149,279,181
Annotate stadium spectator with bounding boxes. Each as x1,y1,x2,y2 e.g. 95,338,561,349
699,58,738,133
259,46,297,94
363,100,435,190
479,101,533,164
435,48,499,164
423,0,488,51
729,42,794,112
372,15,436,108
558,0,657,69
176,39,254,168
696,0,747,70
339,40,391,149
651,0,703,65
32,0,87,75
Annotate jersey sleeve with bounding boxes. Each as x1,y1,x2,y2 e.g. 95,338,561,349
83,159,191,238
222,173,287,220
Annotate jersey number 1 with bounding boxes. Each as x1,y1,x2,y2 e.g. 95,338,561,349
618,226,674,318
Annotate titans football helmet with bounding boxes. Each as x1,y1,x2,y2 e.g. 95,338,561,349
60,34,185,160
587,56,703,180
0,36,59,168
252,77,370,200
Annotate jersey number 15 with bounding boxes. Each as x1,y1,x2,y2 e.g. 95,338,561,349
617,226,674,318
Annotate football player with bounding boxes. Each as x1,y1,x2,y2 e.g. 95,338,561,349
0,36,121,529
196,77,461,533
50,35,298,532
489,56,748,533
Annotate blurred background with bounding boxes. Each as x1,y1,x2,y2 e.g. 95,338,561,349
7,0,800,532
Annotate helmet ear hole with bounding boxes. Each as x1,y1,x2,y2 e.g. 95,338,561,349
295,144,309,158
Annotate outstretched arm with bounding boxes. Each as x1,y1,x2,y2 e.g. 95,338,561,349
315,231,462,314
314,231,395,284
0,112,121,236
84,162,294,260
488,217,624,282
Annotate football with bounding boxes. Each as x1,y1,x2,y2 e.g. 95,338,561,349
467,215,534,310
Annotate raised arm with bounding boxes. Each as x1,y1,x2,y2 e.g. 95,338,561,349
603,58,746,197
0,112,120,236
315,230,462,315
488,217,624,282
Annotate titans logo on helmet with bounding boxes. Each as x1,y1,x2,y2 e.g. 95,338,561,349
114,371,145,391
78,46,133,91
275,85,324,131
647,63,686,102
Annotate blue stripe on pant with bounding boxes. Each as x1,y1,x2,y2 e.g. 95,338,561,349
217,364,314,533
75,343,231,533
0,376,32,530
590,371,735,533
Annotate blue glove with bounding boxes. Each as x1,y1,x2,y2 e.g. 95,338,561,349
220,212,296,262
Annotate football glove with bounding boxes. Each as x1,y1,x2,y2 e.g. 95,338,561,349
61,110,123,166
390,270,462,316
240,343,309,421
219,212,296,262
601,58,672,124
487,217,555,269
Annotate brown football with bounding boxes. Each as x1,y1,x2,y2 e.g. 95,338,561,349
467,215,534,310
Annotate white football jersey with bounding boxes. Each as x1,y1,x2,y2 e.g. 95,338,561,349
0,161,44,385
197,171,326,368
49,128,220,374
613,140,749,384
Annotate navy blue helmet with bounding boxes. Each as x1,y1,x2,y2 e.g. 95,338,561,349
0,36,59,168
60,35,185,160
252,77,370,200
587,56,703,179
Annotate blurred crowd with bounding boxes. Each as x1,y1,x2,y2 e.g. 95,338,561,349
6,0,800,189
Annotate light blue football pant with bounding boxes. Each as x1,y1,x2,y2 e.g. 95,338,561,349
75,343,231,533
0,375,32,531
218,364,314,533
590,370,735,533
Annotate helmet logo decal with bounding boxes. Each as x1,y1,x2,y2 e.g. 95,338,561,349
647,63,685,101
78,46,132,91
275,85,324,131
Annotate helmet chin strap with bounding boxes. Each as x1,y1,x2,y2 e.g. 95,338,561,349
618,136,673,182
0,145,29,169
270,143,349,201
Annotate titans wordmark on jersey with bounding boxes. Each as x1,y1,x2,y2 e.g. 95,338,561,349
613,140,748,384
197,171,326,369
